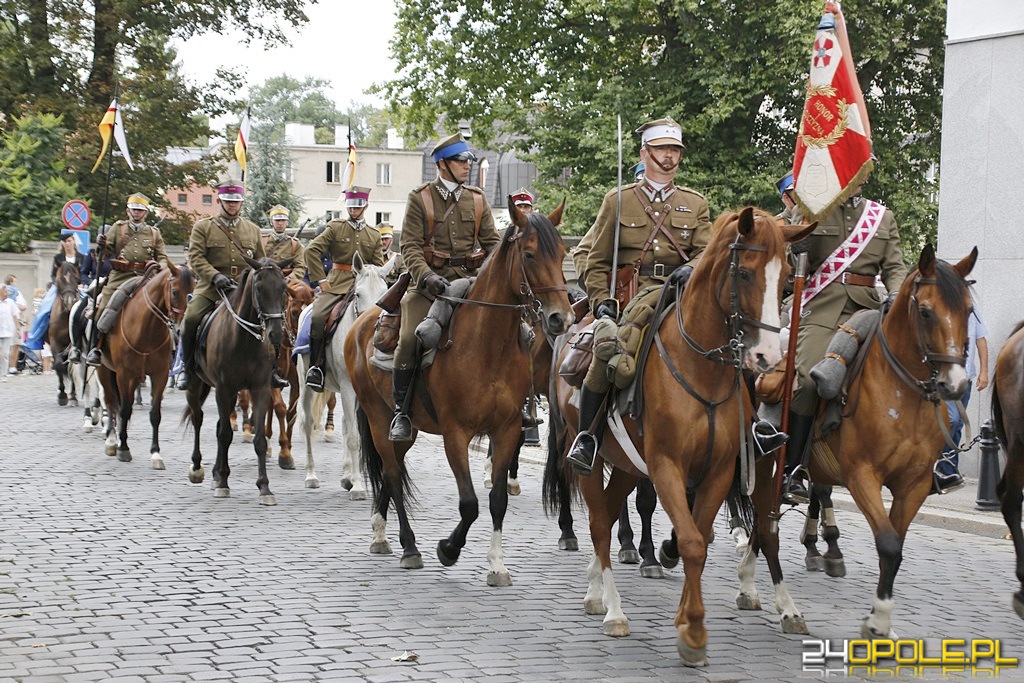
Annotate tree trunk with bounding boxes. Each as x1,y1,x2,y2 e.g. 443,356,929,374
25,0,57,100
87,0,120,106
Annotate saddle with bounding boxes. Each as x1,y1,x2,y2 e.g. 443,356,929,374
323,292,355,345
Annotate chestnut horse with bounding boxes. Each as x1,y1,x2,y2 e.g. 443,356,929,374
183,257,291,505
551,208,814,665
50,262,82,406
740,244,977,640
98,263,193,468
346,197,572,583
992,320,1024,619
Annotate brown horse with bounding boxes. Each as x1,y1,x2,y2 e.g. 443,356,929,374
346,197,572,583
183,257,292,505
98,263,193,468
50,261,81,406
740,244,977,640
551,208,813,665
992,320,1024,619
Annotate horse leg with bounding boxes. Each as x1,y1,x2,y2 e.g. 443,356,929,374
725,491,750,553
507,432,523,496
148,366,169,470
617,495,639,565
100,368,119,457
187,384,211,484
56,359,68,405
635,479,663,578
114,374,135,463
436,429,481,572
211,390,234,497
251,387,276,505
299,379,321,488
339,377,366,500
240,390,254,443
998,442,1024,619
81,364,94,432
802,484,825,571
557,479,578,551
580,468,636,637
324,392,336,442
818,486,846,577
482,426,524,587
274,389,295,470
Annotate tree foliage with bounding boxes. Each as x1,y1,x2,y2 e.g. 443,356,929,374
241,123,303,226
383,0,945,248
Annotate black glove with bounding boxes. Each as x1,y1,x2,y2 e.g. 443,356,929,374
884,291,898,308
790,238,811,255
96,234,107,250
595,300,617,320
421,272,449,296
667,264,693,288
212,273,235,293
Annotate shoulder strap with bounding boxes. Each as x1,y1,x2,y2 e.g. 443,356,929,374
472,191,484,245
213,218,253,261
419,185,458,247
630,186,687,266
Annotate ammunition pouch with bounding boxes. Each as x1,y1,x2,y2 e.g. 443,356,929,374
558,323,595,389
606,285,660,389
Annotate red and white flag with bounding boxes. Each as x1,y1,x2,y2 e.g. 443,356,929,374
792,1,873,221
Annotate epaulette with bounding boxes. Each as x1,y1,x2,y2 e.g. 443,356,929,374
464,184,485,194
675,185,706,199
366,224,381,234
412,182,432,194
604,182,639,200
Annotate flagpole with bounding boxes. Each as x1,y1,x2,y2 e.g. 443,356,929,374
241,104,250,182
91,79,119,344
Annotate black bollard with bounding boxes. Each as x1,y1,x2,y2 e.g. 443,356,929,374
523,424,541,447
975,419,1001,511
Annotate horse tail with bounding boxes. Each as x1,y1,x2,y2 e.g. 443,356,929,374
727,465,756,533
358,403,416,505
992,320,1024,450
180,403,195,434
542,403,577,516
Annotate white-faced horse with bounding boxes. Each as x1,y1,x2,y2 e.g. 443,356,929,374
297,253,395,499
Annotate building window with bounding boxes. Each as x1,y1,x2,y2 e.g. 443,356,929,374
375,212,391,225
376,163,391,186
282,163,294,183
326,161,342,183
201,195,213,206
177,193,187,205
325,210,343,221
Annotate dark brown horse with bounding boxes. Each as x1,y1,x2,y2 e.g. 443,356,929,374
992,320,1024,619
98,263,193,467
183,257,292,505
741,244,977,640
551,208,813,665
346,197,572,583
50,261,81,406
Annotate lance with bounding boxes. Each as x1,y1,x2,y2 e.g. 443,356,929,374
89,80,120,339
608,115,623,318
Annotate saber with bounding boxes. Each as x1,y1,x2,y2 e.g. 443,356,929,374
609,115,623,317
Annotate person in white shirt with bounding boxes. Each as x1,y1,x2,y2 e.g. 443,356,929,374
0,285,21,382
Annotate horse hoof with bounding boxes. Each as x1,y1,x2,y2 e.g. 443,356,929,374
736,592,762,611
231,422,237,431
188,467,205,484
278,456,295,470
400,553,424,570
584,597,606,615
603,617,630,637
860,618,896,640
58,396,68,407
437,541,461,567
639,564,664,579
734,543,748,555
483,477,493,489
324,430,335,443
659,545,680,569
558,538,579,552
259,494,277,506
618,548,640,565
507,479,521,496
369,541,392,555
486,570,512,587
805,555,825,572
782,614,809,635
151,458,165,471
214,488,230,498
340,477,354,491
677,638,709,667
1014,592,1024,620
105,445,116,457
350,489,367,501
116,449,132,463
83,424,93,434
824,558,847,578
305,478,321,489
241,432,253,444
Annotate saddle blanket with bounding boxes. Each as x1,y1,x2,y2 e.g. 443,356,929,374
292,305,313,357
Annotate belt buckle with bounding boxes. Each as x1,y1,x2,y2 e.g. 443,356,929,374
653,263,665,278
229,266,238,278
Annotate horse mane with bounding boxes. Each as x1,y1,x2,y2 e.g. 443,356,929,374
706,207,786,256
498,212,562,260
904,260,971,317
178,263,195,293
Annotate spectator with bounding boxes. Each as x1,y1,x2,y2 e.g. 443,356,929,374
0,285,19,382
4,275,26,375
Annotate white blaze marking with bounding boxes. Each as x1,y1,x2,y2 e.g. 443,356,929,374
747,257,783,368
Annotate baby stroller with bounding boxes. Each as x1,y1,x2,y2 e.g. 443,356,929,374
17,347,44,375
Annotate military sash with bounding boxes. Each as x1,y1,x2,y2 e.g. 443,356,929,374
800,199,884,308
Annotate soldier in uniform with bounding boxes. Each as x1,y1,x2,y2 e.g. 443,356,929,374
176,182,287,391
389,132,500,441
378,222,406,286
511,188,534,214
262,205,306,281
570,165,645,293
83,193,169,367
781,185,908,503
777,172,797,223
566,117,714,475
303,186,385,392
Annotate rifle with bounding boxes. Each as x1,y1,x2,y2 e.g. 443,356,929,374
292,218,311,242
376,271,410,313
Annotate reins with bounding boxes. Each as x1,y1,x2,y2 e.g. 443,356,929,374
218,265,286,343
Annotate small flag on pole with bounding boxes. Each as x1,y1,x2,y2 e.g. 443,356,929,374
339,141,357,198
91,98,134,173
235,108,251,177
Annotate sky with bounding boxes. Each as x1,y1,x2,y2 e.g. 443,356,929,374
175,1,399,113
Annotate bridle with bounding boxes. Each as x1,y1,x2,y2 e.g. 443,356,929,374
218,265,286,343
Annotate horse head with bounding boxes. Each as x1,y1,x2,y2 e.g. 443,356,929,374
350,252,391,317
889,243,978,401
505,195,573,336
697,207,815,373
242,256,289,347
165,261,194,325
55,262,80,310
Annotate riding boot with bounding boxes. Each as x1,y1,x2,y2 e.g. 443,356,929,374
521,396,543,428
305,337,326,392
270,344,289,389
566,386,606,477
931,456,966,495
752,419,788,457
175,328,196,390
85,333,104,367
782,413,815,505
389,367,416,441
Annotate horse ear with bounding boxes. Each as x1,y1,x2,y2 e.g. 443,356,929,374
352,251,364,273
952,246,978,279
243,255,261,270
507,195,527,229
782,221,817,243
276,257,295,271
548,197,566,227
380,253,397,278
165,260,180,276
918,243,936,277
737,207,755,236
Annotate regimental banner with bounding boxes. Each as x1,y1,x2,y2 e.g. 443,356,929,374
792,1,873,221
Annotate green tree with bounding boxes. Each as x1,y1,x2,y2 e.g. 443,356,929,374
382,0,945,248
242,123,304,226
0,112,79,252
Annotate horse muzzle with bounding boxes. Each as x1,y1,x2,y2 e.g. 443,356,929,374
936,366,969,401
543,309,572,337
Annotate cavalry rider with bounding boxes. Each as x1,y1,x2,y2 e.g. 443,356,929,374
176,182,287,391
781,178,908,504
571,164,644,295
377,222,406,286
389,132,500,441
83,193,169,367
566,117,713,476
303,186,385,392
777,171,798,223
262,205,307,282
511,187,534,215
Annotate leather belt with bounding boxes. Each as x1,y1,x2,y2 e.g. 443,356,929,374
217,265,240,278
637,263,671,277
840,272,877,287
332,263,352,271
111,261,148,272
445,256,472,267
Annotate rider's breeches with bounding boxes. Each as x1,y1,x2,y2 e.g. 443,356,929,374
393,290,432,370
180,294,217,348
309,291,346,343
792,318,852,416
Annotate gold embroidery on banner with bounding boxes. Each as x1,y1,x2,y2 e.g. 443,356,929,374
800,98,849,149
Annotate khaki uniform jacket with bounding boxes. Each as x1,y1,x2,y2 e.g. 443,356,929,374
800,197,908,330
304,220,385,295
401,181,500,293
103,220,169,296
584,182,712,305
188,214,266,303
262,233,307,281
572,224,597,286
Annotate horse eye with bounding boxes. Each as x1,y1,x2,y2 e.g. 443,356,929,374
919,306,932,320
524,252,536,261
738,269,751,282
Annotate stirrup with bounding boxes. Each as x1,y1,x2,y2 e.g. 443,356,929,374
271,370,289,390
389,411,413,442
305,366,325,392
68,347,82,364
175,373,191,391
566,431,597,477
752,420,788,457
931,463,966,495
782,466,810,505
